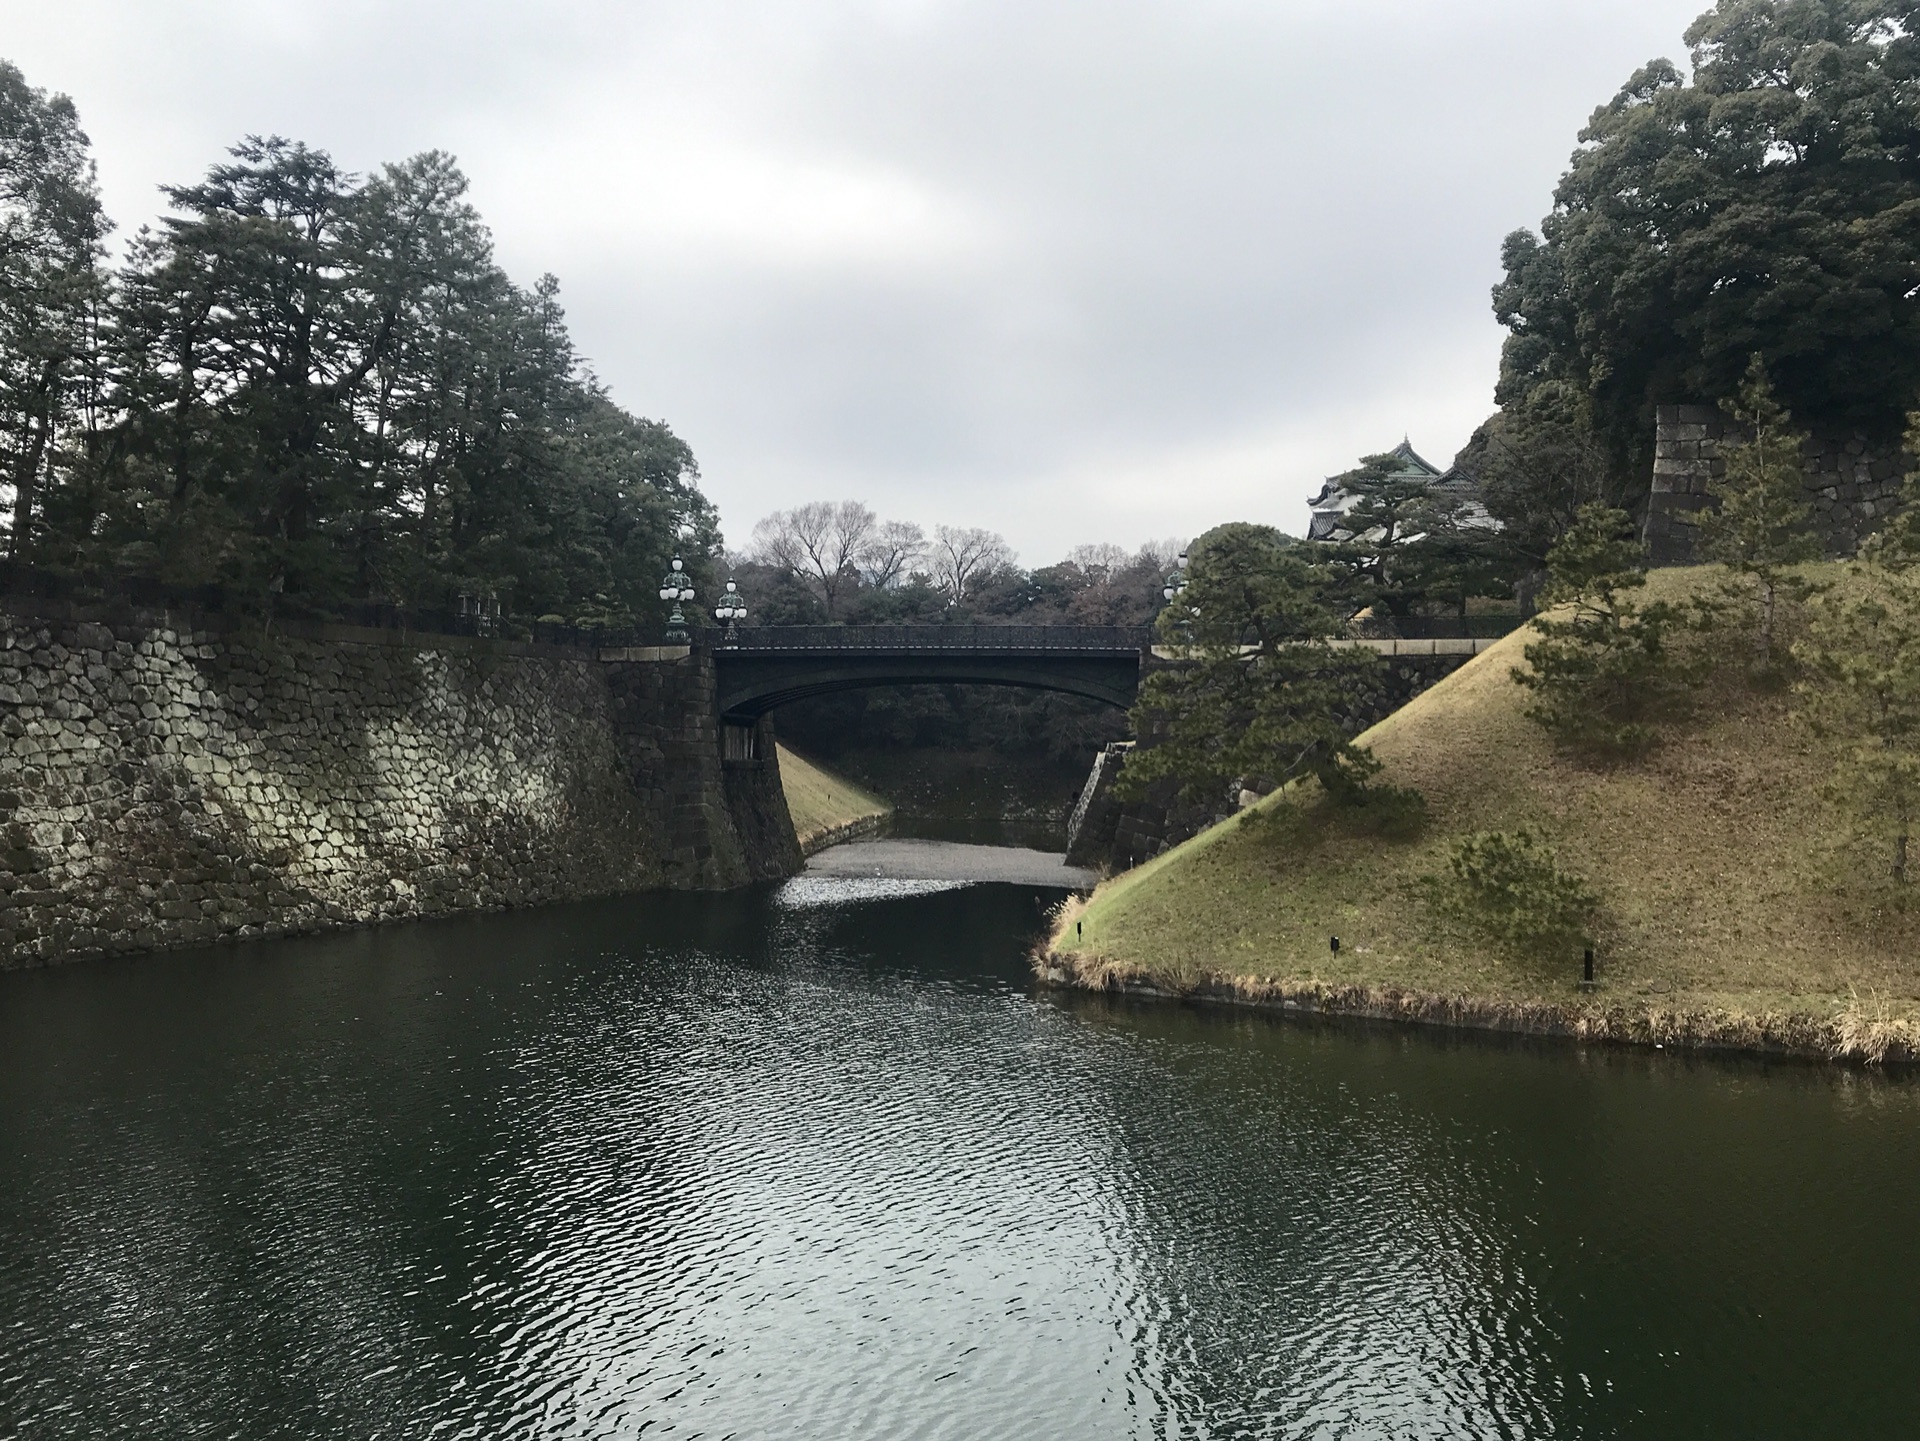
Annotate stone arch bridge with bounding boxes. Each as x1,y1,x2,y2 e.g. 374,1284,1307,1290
710,625,1151,720
689,622,1503,866
703,625,1502,724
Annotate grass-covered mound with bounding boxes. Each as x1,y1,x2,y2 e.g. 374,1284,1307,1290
1048,566,1920,1062
779,745,893,854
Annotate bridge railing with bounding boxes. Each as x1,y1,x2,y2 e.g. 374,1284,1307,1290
720,624,1153,652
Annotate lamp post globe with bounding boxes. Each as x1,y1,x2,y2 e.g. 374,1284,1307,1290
713,578,746,644
660,556,694,644
1163,551,1192,645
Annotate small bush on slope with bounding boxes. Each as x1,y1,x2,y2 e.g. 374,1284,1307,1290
1424,829,1597,959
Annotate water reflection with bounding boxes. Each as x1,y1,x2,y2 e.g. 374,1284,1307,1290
1,884,1917,1437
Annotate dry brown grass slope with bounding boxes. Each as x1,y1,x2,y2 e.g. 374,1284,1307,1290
1047,565,1920,1062
779,744,893,854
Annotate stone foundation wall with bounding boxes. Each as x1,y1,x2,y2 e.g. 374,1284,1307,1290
1645,403,1906,563
0,603,799,968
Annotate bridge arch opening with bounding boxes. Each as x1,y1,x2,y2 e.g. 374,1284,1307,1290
719,669,1137,721
710,627,1148,723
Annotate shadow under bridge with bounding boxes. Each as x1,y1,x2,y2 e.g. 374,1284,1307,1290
711,625,1151,720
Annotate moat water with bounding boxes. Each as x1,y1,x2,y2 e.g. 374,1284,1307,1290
2,878,1916,1437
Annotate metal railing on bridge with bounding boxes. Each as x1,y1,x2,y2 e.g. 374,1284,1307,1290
719,625,1154,652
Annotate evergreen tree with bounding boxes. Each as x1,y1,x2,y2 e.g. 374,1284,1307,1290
0,80,717,630
112,137,380,594
1797,415,1920,883
1316,451,1511,624
1698,354,1823,666
0,60,108,564
1322,452,1437,618
1464,381,1639,579
1119,523,1383,806
1495,1,1920,475
1511,502,1690,755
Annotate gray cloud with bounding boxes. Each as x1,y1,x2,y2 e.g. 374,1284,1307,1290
6,0,1705,561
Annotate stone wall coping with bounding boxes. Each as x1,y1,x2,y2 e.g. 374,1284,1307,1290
597,645,693,663
1657,403,1724,425
0,594,602,662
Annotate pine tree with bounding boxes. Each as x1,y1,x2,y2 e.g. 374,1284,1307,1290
1797,413,1920,883
1697,354,1822,667
1326,453,1436,618
0,61,109,565
1119,523,1384,807
1511,502,1690,755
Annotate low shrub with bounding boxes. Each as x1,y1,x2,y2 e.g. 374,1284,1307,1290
1424,829,1597,957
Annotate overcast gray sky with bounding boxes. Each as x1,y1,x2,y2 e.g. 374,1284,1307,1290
5,1,1704,564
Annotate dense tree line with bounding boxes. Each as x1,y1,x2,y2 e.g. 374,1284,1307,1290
0,62,713,627
733,502,1181,629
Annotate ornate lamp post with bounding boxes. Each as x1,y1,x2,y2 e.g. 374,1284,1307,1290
658,556,696,644
713,578,747,645
1163,551,1193,645
1161,551,1188,605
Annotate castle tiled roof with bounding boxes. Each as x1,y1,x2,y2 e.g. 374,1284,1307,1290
1306,439,1493,542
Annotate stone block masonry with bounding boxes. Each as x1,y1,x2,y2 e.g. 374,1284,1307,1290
0,602,800,968
1645,403,1906,563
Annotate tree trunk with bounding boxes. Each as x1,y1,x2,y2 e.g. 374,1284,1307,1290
9,392,54,566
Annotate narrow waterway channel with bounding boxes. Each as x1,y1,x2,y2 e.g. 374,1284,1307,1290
2,876,1916,1437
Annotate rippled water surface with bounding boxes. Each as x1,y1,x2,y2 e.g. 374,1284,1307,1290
3,879,1919,1438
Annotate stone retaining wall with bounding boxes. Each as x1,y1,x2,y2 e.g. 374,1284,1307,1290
797,811,892,858
0,603,799,968
1645,403,1906,563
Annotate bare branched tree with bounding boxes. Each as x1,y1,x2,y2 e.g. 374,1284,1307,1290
750,500,878,619
1138,537,1188,572
860,518,926,590
1064,542,1130,581
930,524,1012,606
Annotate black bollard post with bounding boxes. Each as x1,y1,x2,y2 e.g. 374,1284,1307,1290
1583,948,1594,983
1076,921,1083,939
1330,936,1340,955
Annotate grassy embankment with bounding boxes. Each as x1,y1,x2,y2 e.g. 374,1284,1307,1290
1046,565,1920,1063
778,744,894,855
